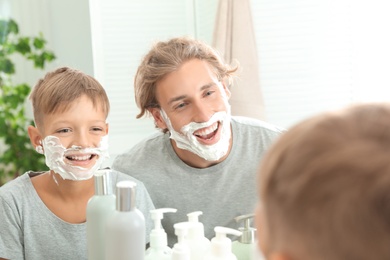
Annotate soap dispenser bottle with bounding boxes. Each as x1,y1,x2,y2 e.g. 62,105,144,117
145,208,177,260
204,226,242,260
231,214,256,260
171,222,191,260
186,211,211,260
86,169,116,260
105,181,145,260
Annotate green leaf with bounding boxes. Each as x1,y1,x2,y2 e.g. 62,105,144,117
15,37,31,55
33,37,45,49
0,57,15,74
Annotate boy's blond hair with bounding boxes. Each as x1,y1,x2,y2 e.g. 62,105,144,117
258,103,390,260
29,67,110,128
134,37,237,119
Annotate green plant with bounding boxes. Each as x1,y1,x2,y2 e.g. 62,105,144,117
0,18,55,185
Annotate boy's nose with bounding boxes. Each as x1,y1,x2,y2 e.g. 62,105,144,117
73,132,90,148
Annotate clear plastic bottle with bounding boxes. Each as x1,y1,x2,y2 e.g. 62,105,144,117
203,226,242,260
86,169,116,260
231,214,256,260
105,180,145,260
145,208,177,260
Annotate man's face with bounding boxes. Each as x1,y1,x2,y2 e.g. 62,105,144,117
152,58,231,145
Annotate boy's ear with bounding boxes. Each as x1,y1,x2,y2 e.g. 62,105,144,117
105,123,109,135
28,125,42,148
148,108,168,130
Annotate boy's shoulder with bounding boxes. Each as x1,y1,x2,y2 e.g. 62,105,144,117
0,172,33,195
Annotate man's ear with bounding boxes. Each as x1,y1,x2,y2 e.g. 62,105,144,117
28,125,42,148
149,108,168,130
221,80,231,100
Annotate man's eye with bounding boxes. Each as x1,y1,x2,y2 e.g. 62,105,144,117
205,90,215,96
175,103,187,110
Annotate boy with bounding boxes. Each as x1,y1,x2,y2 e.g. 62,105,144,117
0,67,154,260
255,103,390,260
112,37,283,246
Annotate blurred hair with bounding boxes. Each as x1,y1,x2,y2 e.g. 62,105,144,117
258,103,390,260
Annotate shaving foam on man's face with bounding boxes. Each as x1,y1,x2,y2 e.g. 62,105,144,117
160,106,232,161
41,135,109,181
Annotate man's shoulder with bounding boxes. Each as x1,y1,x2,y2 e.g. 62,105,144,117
232,116,285,134
111,131,167,173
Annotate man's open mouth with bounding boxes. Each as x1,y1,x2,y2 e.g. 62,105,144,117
194,121,220,140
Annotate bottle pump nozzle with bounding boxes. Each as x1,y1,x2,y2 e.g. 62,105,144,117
187,211,205,238
234,213,256,244
210,226,242,257
172,222,191,260
149,208,177,249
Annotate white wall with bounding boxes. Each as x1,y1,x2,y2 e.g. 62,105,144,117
6,0,94,84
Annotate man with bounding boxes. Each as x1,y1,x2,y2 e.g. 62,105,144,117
112,37,283,246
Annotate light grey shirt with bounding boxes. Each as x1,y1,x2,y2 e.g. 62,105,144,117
112,116,283,246
0,170,155,260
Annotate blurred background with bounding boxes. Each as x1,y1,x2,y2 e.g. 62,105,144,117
1,0,389,174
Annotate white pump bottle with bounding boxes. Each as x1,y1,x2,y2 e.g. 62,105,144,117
145,208,177,260
86,169,116,260
171,222,191,260
186,211,211,260
105,181,145,260
204,226,242,260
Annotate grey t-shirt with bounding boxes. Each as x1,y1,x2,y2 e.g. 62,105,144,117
0,170,155,260
112,116,283,246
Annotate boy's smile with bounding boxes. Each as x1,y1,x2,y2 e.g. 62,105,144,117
64,152,98,167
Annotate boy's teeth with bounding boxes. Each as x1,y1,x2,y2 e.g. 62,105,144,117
69,155,91,161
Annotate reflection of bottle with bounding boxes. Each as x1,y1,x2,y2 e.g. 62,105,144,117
171,222,191,260
186,211,211,260
86,169,115,260
232,214,256,260
105,181,145,260
204,226,242,260
145,208,177,260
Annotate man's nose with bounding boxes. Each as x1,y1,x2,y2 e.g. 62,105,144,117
193,101,212,123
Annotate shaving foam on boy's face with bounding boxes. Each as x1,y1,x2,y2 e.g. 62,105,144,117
160,108,232,162
41,135,109,181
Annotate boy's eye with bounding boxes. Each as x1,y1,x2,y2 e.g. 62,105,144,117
91,127,104,132
57,128,71,133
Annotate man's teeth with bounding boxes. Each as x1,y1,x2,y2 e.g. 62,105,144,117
67,155,92,161
195,122,218,137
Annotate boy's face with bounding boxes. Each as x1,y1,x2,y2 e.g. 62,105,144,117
30,95,108,178
149,59,232,164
